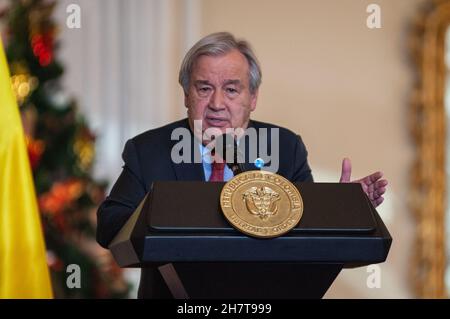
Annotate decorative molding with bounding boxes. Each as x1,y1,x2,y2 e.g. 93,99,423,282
410,0,449,298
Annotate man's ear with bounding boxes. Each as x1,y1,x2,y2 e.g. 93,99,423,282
250,89,259,112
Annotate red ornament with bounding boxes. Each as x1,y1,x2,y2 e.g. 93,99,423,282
38,179,83,216
26,136,45,170
31,33,54,66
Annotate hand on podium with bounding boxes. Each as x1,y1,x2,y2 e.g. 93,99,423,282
339,158,388,208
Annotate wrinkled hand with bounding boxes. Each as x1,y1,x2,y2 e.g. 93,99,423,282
339,158,388,208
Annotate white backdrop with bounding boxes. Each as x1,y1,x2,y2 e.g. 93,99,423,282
55,0,201,185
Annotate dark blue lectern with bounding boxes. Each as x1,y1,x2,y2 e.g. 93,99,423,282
109,182,392,298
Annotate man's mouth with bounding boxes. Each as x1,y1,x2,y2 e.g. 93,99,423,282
205,117,228,127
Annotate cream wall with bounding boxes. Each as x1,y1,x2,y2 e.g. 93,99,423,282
52,0,428,298
199,0,427,298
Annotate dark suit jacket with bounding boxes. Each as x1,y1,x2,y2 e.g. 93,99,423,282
96,118,313,298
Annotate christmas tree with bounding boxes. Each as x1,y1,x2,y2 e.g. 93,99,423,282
1,0,130,298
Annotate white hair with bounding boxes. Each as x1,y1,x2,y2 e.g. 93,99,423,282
178,32,262,95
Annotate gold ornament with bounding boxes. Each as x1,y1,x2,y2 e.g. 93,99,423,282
74,134,95,171
10,62,38,106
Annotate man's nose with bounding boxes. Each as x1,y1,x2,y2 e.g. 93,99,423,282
209,90,225,111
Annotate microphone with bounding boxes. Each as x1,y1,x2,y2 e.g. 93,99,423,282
220,133,245,175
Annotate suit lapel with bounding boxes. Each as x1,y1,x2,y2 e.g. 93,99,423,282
169,119,205,181
172,161,205,181
238,120,263,173
242,162,258,172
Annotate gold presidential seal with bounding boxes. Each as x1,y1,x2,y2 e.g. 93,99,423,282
220,170,303,238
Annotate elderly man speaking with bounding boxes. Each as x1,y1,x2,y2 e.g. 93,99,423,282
96,32,388,298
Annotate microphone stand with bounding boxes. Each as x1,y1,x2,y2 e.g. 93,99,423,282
221,133,246,176
227,143,245,175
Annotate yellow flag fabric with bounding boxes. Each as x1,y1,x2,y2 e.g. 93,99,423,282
0,40,53,298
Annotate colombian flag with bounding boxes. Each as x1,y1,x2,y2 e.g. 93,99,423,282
0,39,53,298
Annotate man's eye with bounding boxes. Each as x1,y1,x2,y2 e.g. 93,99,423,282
226,88,238,94
199,87,211,92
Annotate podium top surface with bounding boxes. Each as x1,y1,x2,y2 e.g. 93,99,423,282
109,182,392,267
148,182,376,235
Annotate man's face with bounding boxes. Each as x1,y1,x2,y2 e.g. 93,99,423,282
185,49,258,142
